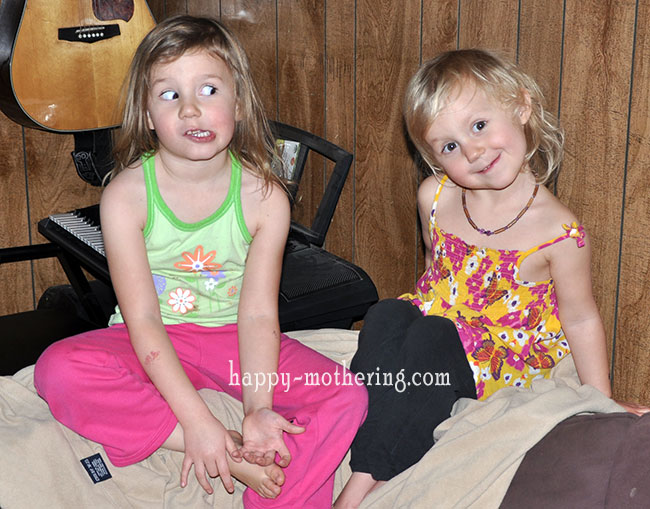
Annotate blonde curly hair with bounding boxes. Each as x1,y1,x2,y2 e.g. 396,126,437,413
404,49,564,184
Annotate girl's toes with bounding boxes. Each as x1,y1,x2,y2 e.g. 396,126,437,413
262,478,281,498
272,467,285,486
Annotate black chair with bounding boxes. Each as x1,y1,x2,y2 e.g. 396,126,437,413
272,121,379,330
1,122,378,374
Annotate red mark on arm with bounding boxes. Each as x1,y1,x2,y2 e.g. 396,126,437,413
144,350,161,366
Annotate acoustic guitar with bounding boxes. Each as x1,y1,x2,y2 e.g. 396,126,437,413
0,0,155,132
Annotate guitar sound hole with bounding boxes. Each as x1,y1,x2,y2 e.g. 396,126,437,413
93,0,135,22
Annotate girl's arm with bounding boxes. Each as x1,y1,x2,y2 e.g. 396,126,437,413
550,230,610,395
236,180,304,467
100,172,237,495
550,227,650,415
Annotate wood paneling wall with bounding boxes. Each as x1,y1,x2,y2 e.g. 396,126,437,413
2,0,649,404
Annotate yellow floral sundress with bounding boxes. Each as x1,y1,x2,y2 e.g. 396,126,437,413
400,177,585,399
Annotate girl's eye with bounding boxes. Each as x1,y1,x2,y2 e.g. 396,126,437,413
160,90,178,101
473,120,487,132
442,142,457,154
200,85,217,96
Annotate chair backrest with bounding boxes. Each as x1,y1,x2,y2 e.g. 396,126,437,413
270,121,353,248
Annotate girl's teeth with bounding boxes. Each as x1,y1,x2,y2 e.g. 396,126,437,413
187,130,210,137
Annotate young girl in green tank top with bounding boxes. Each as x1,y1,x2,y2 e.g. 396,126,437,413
35,16,367,508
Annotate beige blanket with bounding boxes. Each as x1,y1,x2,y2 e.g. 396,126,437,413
0,329,622,508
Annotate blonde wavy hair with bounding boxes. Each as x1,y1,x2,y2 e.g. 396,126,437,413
404,49,564,184
110,15,283,191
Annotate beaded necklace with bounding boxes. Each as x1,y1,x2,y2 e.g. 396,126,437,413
462,184,539,236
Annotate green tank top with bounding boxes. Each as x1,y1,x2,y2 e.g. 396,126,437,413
109,151,252,327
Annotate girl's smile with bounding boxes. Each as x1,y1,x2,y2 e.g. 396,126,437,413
480,153,501,174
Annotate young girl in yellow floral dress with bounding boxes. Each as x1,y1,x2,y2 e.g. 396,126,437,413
334,48,649,509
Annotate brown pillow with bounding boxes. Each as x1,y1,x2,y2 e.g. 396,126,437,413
501,412,650,508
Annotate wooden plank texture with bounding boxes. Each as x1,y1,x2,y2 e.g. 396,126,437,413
163,0,188,18
0,116,33,313
354,0,421,299
517,0,564,115
324,0,356,260
557,0,637,370
422,0,459,58
614,0,650,403
459,0,519,57
187,0,220,17
146,0,165,22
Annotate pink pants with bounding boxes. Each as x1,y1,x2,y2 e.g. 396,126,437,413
34,323,367,508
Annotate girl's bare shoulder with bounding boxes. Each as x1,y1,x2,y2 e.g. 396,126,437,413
240,166,288,206
418,174,444,194
239,166,290,236
100,163,147,226
417,174,449,208
532,185,581,234
103,162,145,195
525,186,590,273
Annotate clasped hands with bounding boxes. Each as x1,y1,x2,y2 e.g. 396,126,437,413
234,407,305,467
181,407,305,495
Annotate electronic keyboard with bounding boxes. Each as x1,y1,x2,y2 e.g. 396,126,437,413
48,206,105,254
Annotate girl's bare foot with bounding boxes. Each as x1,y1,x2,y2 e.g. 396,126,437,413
334,472,383,508
228,430,285,498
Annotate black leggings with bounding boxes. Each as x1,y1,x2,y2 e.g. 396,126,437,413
350,299,477,481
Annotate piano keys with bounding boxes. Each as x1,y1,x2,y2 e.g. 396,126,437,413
48,208,105,256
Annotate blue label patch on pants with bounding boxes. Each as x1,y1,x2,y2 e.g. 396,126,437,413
80,453,112,484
